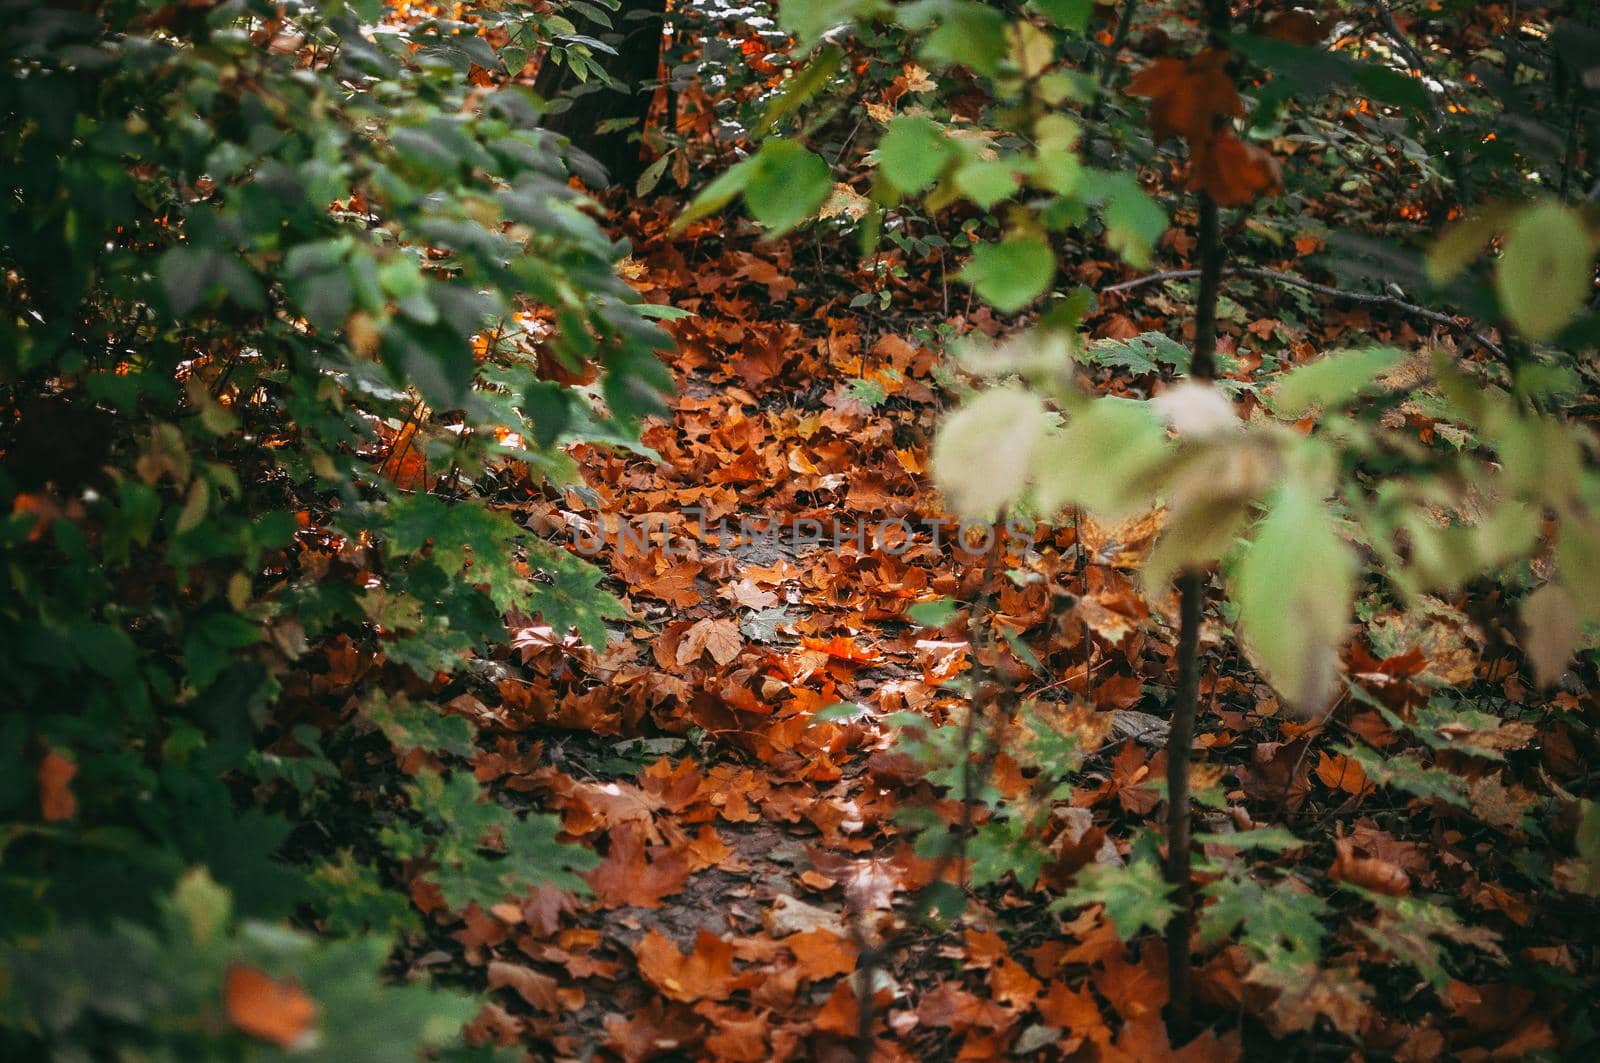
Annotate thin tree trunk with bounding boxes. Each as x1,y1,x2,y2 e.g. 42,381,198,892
1164,0,1229,1032
535,0,667,187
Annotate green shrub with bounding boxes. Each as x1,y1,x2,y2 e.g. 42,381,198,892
0,0,667,1054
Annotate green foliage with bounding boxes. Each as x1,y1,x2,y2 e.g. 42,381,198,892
1355,894,1503,992
1270,347,1402,418
962,238,1057,314
928,385,1051,521
1198,874,1328,974
1495,202,1595,342
3,869,475,1061
695,0,1169,296
380,772,597,911
1230,477,1356,711
1060,833,1176,940
0,0,667,1055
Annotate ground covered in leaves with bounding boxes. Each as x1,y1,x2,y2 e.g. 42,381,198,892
360,194,1600,1062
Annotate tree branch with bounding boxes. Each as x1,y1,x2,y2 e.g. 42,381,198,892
1101,265,1507,361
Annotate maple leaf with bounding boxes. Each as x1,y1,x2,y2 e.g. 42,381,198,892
677,617,743,666
634,929,737,1003
1094,946,1169,1022
602,1001,704,1063
1126,48,1240,145
1035,981,1108,1044
914,983,1015,1032
699,1005,771,1062
1246,961,1371,1037
1358,897,1504,991
586,821,693,908
783,927,858,981
224,964,319,1050
799,634,883,664
1059,834,1176,940
725,577,779,610
1188,127,1283,207
1102,1013,1242,1063
1197,875,1328,972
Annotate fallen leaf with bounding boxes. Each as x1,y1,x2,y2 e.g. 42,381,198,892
487,961,562,1012
679,617,744,667
784,927,858,981
634,930,737,1003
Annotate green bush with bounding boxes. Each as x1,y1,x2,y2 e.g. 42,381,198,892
0,0,667,1054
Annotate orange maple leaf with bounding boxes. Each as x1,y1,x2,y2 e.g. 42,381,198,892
224,964,319,1050
799,635,883,664
633,929,736,1003
585,821,693,908
783,927,858,981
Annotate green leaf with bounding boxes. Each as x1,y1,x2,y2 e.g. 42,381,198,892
877,116,951,195
1357,896,1503,991
1198,875,1327,971
524,539,630,649
930,385,1052,521
1097,179,1167,268
759,45,844,134
908,1,1009,76
1034,397,1171,519
1338,744,1469,807
361,692,477,758
780,0,884,50
1271,347,1402,418
1495,201,1594,341
674,153,758,231
962,237,1055,313
908,596,960,626
1059,833,1175,939
953,158,1021,209
744,139,833,234
1082,331,1191,376
1033,0,1092,32
812,701,872,724
1230,478,1354,710
1426,205,1512,287
634,302,694,321
1192,827,1308,852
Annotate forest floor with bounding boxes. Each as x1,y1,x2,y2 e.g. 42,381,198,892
401,196,1589,1063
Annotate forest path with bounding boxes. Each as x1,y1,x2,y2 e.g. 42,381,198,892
444,209,1239,1063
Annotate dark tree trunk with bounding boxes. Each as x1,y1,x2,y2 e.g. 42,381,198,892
535,0,667,188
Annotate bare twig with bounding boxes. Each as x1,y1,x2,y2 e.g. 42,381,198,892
1101,265,1507,361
